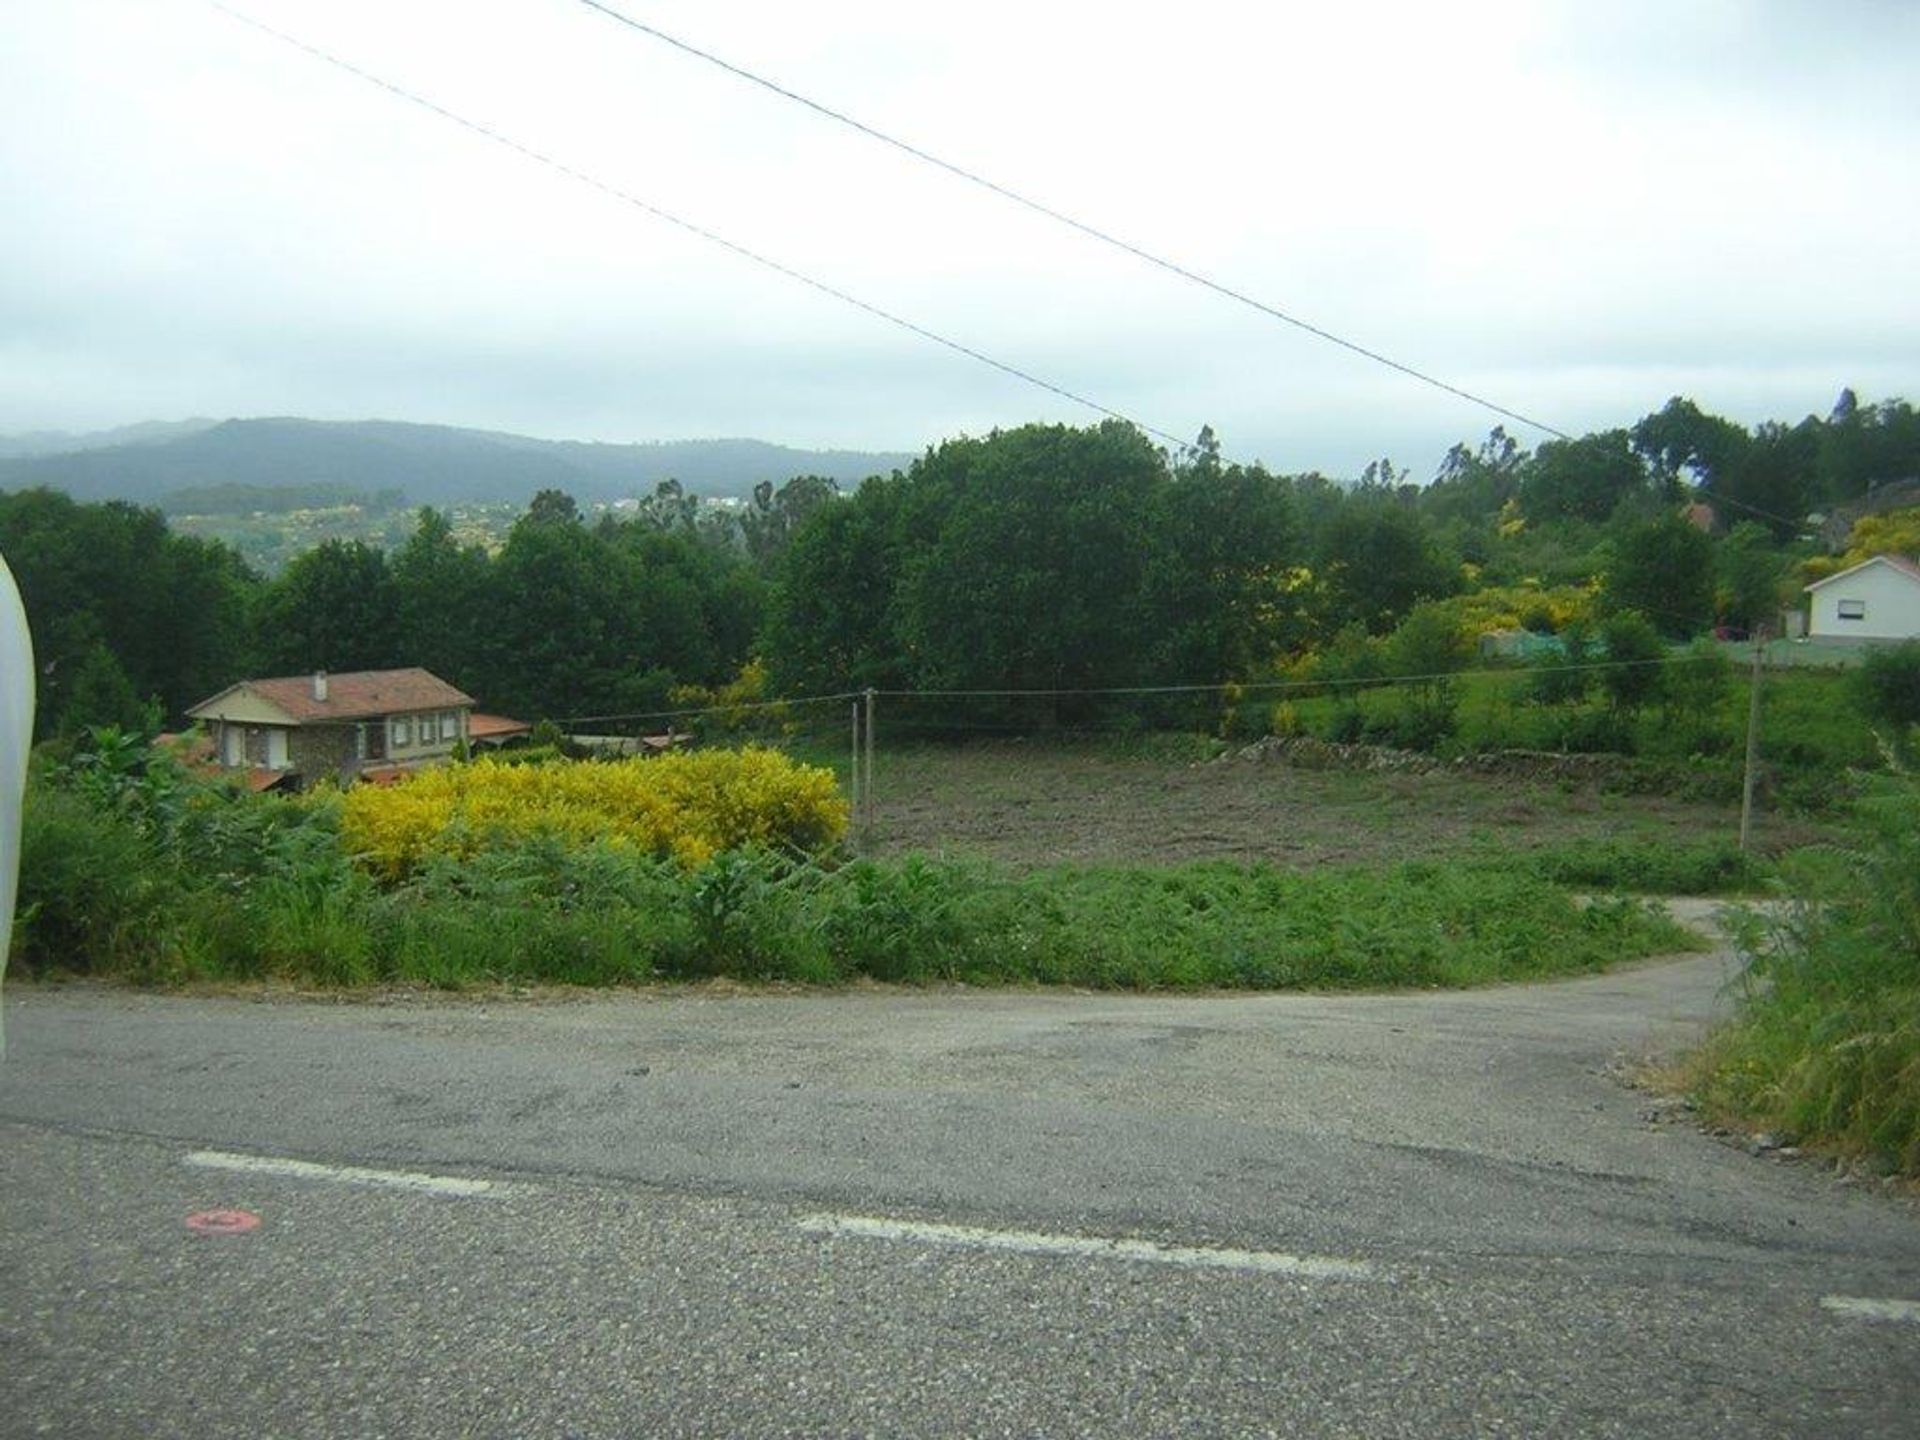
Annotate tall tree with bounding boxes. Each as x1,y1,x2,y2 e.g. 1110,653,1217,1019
251,539,401,675
477,516,648,721
892,422,1166,702
1720,420,1819,539
0,488,256,733
1630,397,1750,493
1518,430,1655,524
1314,498,1456,636
1715,521,1789,632
1602,513,1714,638
391,507,492,690
1142,459,1298,682
762,477,908,695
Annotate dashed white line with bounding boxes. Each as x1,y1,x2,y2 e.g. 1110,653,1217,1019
797,1213,1375,1279
1821,1295,1920,1325
184,1149,495,1197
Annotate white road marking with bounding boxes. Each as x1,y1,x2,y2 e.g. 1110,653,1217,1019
797,1213,1375,1279
1821,1295,1920,1324
184,1149,495,1197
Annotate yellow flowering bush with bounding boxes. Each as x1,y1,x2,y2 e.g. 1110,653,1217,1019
338,748,847,880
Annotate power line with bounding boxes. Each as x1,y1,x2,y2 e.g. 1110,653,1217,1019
204,2,1191,451
572,0,1573,442
553,690,860,729
1697,488,1808,533
880,652,1685,703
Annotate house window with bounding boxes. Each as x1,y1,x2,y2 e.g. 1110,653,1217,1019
392,715,412,747
1837,599,1867,621
440,711,458,741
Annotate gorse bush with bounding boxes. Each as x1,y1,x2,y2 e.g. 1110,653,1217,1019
337,748,847,878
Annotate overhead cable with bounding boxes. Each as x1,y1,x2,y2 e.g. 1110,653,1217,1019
205,2,1191,450
573,0,1573,440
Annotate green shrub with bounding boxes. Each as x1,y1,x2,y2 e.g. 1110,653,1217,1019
15,783,185,976
1522,838,1771,895
1692,770,1920,1174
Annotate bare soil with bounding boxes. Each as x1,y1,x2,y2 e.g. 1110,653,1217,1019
862,740,1823,869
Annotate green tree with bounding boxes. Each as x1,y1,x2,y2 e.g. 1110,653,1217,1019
1423,427,1524,527
1716,421,1817,540
54,642,149,737
1603,513,1714,638
762,477,908,695
891,422,1166,710
1141,458,1298,686
1314,498,1455,636
0,488,257,733
1527,623,1595,706
1715,521,1788,633
1854,639,1920,757
1598,611,1666,714
1518,430,1655,524
741,474,840,569
251,539,401,676
525,488,581,527
1383,602,1471,746
1815,392,1920,504
1630,397,1750,495
477,516,648,721
391,507,492,690
1662,638,1730,751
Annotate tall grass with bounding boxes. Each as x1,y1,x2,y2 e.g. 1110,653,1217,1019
14,733,1701,993
1690,769,1920,1176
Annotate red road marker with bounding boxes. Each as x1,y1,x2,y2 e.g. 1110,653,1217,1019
184,1209,261,1236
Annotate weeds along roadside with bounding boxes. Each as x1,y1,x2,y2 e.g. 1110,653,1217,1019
13,729,1709,992
1687,765,1920,1180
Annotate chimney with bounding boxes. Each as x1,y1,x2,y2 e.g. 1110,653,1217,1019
312,671,329,703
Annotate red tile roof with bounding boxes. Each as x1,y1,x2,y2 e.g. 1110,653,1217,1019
467,712,532,741
193,667,474,723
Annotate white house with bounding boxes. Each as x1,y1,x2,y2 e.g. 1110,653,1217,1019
1804,554,1920,641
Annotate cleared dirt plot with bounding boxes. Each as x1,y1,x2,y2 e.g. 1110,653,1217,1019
861,740,1820,870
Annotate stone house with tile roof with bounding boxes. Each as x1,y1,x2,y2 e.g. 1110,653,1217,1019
185,668,476,788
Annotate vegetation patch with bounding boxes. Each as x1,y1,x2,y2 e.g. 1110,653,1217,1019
15,734,1699,993
338,748,847,877
1688,770,1920,1177
1516,837,1774,896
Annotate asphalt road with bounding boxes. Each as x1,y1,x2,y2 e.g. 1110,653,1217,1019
3,932,1917,1438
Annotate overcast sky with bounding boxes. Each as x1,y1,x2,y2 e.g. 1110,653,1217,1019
4,1,1916,478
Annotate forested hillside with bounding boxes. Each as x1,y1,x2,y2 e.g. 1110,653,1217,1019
0,417,911,509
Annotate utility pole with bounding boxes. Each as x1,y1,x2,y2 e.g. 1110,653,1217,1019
850,699,862,837
863,688,877,846
1739,631,1766,852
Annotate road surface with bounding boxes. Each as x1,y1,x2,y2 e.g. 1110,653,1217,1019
2,936,1916,1437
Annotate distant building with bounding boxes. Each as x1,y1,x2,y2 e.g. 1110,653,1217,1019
186,667,480,788
1803,555,1920,641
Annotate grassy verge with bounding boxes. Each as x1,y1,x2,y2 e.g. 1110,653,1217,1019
1516,837,1775,896
1686,771,1920,1177
16,758,1699,990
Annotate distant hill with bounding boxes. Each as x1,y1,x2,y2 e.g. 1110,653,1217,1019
0,417,219,460
0,417,912,510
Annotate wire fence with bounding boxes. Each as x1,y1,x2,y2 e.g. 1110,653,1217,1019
532,642,1799,856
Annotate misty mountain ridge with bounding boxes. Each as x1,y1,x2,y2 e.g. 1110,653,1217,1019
0,417,221,461
0,417,913,511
